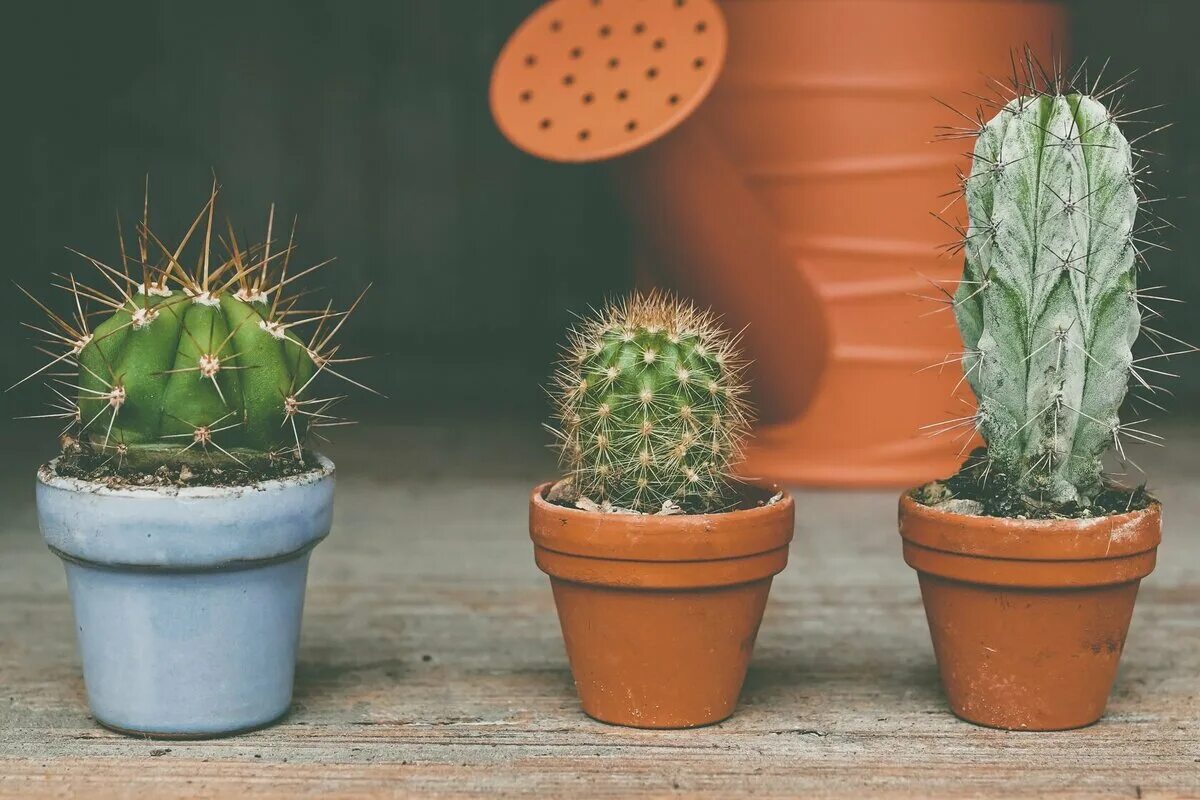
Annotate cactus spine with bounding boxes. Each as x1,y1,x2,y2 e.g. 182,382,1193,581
550,292,751,513
18,183,368,472
949,64,1168,509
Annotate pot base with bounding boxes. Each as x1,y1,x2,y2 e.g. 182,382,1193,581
944,710,1098,733
579,708,732,730
94,708,291,740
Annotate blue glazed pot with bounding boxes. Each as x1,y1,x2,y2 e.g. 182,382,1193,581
35,455,335,738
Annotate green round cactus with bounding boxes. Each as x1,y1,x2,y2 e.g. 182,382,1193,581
77,290,318,468
17,183,368,472
550,292,751,513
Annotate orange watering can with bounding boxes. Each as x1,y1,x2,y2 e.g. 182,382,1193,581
491,0,1066,487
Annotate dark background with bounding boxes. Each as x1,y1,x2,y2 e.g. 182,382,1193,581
2,0,1196,435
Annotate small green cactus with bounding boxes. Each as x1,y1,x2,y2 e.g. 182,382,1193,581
16,182,369,472
934,57,1184,510
549,292,751,513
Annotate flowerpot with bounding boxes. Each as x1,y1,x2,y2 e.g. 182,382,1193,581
529,483,794,728
628,0,1066,487
35,456,335,738
898,493,1161,731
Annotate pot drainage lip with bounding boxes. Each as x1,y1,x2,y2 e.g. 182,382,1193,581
46,536,327,574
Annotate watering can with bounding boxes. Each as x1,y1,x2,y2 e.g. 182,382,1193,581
491,0,1066,487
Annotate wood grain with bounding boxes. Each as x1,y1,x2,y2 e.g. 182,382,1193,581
0,424,1196,798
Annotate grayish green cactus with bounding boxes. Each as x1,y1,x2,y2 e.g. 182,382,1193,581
941,63,1178,509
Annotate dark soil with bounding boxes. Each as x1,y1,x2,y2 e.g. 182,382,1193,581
914,447,1154,519
52,438,319,489
545,477,781,515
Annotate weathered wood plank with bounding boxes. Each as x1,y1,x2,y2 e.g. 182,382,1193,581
0,424,1196,798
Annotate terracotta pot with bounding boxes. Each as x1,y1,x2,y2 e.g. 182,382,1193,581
898,493,1162,731
529,483,794,728
629,0,1067,487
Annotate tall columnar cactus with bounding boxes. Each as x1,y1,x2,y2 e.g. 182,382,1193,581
17,183,368,472
550,292,751,513
948,67,1171,509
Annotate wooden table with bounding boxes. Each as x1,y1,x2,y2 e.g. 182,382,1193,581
0,423,1196,798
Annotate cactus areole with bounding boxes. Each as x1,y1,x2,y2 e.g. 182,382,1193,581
18,183,368,477
549,292,752,514
944,69,1179,513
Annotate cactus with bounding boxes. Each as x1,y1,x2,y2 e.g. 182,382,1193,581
16,183,369,473
549,292,751,514
939,59,1179,510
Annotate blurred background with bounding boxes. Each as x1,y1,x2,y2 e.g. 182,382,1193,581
1,0,1196,483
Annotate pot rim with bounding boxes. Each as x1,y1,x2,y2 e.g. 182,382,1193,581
529,481,794,563
37,453,336,571
898,491,1162,563
37,453,335,499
